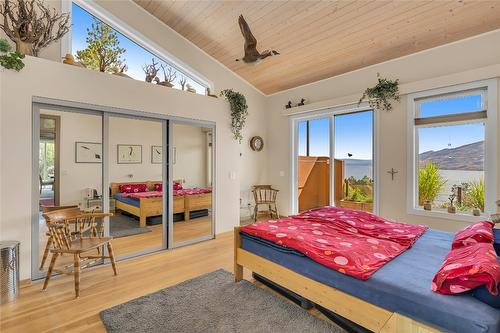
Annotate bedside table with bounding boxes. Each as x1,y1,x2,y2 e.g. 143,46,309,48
82,198,115,213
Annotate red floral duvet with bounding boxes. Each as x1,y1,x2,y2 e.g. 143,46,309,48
121,187,212,199
241,206,428,280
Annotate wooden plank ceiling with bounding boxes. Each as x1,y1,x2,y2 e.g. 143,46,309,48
134,0,500,95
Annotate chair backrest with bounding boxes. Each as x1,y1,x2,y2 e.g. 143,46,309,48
252,185,279,204
43,207,82,250
40,204,79,213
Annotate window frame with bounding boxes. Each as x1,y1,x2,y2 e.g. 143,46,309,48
61,0,213,92
407,79,498,222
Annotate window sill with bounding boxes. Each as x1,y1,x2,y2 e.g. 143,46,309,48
409,207,490,223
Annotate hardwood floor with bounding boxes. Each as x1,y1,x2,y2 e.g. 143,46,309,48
38,216,213,267
1,230,331,333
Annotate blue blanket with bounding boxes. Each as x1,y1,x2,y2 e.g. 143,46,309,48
241,229,500,333
114,193,140,208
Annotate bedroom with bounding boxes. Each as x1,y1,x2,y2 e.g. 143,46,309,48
1,1,500,333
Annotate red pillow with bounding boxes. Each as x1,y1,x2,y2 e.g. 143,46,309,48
154,183,162,191
452,221,494,249
119,183,148,193
432,242,500,295
173,181,183,190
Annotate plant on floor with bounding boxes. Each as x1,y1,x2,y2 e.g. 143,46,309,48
418,162,446,206
220,89,248,143
0,38,24,71
76,19,126,73
359,73,400,112
0,0,70,56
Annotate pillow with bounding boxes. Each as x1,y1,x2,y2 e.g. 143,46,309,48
452,221,494,249
494,229,500,256
119,183,148,194
432,242,500,295
154,183,162,191
173,181,183,190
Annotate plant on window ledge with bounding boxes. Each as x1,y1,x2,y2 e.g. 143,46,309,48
220,89,248,143
0,0,70,56
359,73,400,112
76,19,126,73
0,38,24,71
418,162,446,207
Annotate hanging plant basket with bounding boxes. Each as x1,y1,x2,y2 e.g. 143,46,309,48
359,73,400,112
220,89,248,143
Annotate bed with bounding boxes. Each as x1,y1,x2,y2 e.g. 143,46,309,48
110,181,212,227
234,216,500,332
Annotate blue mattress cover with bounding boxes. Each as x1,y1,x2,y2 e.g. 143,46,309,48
114,193,140,208
241,230,500,333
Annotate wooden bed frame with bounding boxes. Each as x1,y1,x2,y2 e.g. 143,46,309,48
110,181,211,227
233,227,441,333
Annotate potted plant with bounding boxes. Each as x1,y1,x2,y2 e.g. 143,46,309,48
418,162,446,208
359,73,400,112
0,38,24,71
0,0,70,56
220,89,248,143
155,64,176,87
448,188,457,214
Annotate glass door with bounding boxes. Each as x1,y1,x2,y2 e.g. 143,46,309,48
296,117,331,213
334,111,374,213
294,109,376,214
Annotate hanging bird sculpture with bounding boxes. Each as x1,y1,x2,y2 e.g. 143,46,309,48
236,15,279,63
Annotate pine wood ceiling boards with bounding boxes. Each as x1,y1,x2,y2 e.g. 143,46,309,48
135,0,500,94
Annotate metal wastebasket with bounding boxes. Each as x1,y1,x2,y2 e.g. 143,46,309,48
0,241,20,304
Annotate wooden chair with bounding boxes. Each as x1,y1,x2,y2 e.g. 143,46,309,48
39,206,113,269
41,209,117,298
252,185,279,222
39,174,54,194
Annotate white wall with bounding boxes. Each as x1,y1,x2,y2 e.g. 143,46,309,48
0,57,257,280
265,30,500,232
173,124,208,188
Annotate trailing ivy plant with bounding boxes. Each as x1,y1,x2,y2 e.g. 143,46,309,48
0,38,24,71
359,73,400,111
220,89,248,143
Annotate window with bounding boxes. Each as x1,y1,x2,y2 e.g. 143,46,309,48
408,81,497,220
67,2,210,95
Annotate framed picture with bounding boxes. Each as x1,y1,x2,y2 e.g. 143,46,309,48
117,144,142,164
151,145,162,164
75,142,102,163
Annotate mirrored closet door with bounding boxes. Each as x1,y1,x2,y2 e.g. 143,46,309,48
107,115,167,258
33,106,104,280
170,122,214,246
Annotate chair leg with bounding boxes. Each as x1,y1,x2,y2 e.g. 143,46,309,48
40,236,52,270
42,252,59,291
254,204,258,222
107,242,118,276
275,204,280,219
74,254,81,298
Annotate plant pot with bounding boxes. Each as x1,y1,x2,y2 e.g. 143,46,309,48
472,208,481,216
423,200,432,211
447,206,456,214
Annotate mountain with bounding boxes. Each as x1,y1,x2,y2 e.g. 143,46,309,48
419,141,484,171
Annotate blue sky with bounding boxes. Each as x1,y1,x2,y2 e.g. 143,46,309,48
298,94,484,159
71,4,206,93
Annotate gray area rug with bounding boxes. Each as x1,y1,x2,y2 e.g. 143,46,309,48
100,269,344,333
109,214,151,238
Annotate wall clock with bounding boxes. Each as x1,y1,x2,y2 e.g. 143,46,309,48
250,136,264,151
